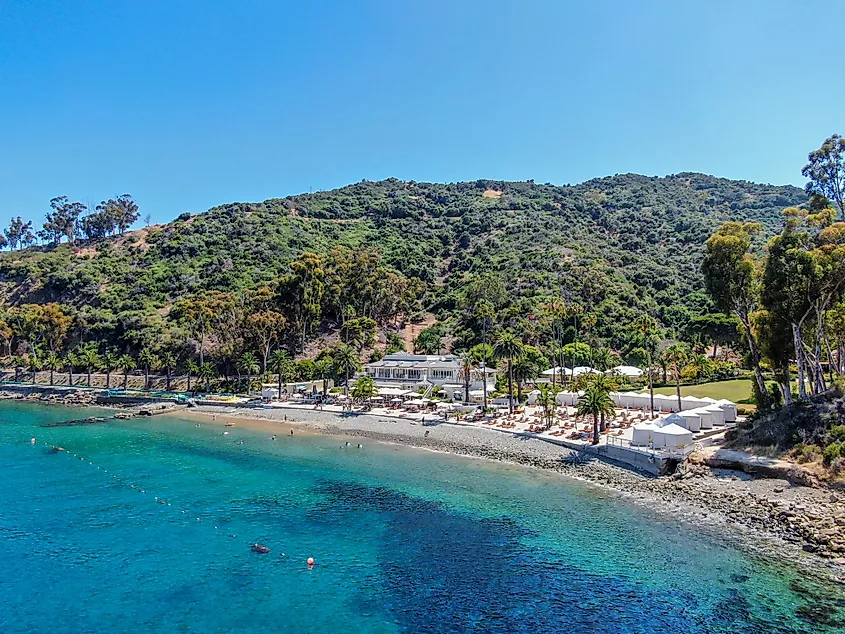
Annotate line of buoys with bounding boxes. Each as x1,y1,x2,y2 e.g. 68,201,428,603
38,433,318,564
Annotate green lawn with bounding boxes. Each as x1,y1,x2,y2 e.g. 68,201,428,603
652,379,754,406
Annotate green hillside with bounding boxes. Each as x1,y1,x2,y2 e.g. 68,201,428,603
0,173,805,361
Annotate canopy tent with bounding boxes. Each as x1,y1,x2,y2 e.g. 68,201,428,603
261,387,279,399
628,393,652,410
570,366,599,377
611,392,637,408
540,366,567,376
631,421,659,446
377,387,407,397
389,397,403,403
676,410,702,433
660,412,687,428
368,396,384,401
715,399,738,422
704,405,726,426
526,390,541,405
653,394,680,412
607,365,644,378
556,391,581,406
651,423,694,448
680,396,709,411
406,399,426,406
692,407,714,429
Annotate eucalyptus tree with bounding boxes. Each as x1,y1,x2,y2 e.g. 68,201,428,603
702,222,770,409
803,134,845,220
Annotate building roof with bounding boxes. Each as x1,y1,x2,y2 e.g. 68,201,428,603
364,353,462,370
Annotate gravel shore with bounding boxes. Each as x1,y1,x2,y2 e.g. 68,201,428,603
190,403,845,582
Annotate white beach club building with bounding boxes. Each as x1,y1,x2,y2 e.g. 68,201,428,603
361,353,496,401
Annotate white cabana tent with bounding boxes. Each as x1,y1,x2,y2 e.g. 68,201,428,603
628,393,652,410
680,396,709,411
651,423,694,448
715,399,738,422
570,366,599,377
704,405,726,426
607,365,644,378
631,421,660,446
676,410,702,432
261,387,279,400
556,391,580,406
526,389,541,405
540,366,567,376
692,407,714,429
653,394,680,413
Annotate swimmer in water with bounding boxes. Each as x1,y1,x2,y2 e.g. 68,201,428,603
271,435,276,440
345,441,350,447
357,443,362,449
289,429,294,436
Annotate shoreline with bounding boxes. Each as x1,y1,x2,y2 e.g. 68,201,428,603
181,403,845,583
5,390,844,584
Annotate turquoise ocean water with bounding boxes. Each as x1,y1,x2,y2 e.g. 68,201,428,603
1,401,843,633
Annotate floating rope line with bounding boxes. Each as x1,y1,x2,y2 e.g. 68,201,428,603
32,437,314,563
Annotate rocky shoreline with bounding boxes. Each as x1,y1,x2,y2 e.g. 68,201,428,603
187,404,845,581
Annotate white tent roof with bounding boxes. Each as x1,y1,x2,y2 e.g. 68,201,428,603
608,365,644,377
406,399,426,405
540,366,567,376
378,387,407,396
654,422,693,436
571,366,599,376
632,421,659,431
660,413,686,427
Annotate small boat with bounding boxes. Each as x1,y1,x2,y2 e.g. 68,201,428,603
251,544,270,554
225,422,235,427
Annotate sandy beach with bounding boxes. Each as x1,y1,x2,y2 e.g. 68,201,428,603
175,402,845,581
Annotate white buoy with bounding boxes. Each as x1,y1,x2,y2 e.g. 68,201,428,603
31,437,36,444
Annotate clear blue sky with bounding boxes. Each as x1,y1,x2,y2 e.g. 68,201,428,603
1,0,842,225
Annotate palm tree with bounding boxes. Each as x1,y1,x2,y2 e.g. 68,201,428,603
10,355,25,382
138,348,156,390
101,351,118,389
475,299,495,411
315,358,332,396
186,359,199,393
494,333,525,414
576,384,616,445
159,351,176,392
80,347,100,387
576,373,619,432
237,352,259,394
27,355,42,384
457,353,477,402
44,351,61,386
511,354,538,401
663,343,689,412
351,374,377,403
268,349,290,398
536,383,557,429
332,344,359,396
118,354,135,389
64,351,79,387
198,362,216,393
634,315,659,417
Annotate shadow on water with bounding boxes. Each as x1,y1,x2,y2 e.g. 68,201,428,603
307,479,825,634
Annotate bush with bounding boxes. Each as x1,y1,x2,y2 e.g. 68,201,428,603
823,442,842,467
829,425,845,443
796,444,823,464
830,457,844,476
